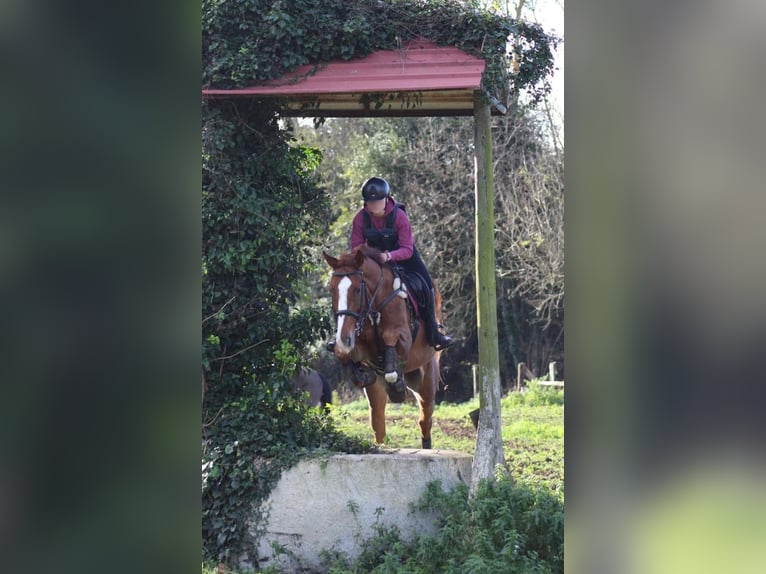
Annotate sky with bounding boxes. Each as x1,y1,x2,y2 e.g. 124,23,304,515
521,0,564,141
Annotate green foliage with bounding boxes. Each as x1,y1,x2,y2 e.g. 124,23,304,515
202,0,559,107
202,97,375,566
506,381,565,407
202,355,375,564
202,97,330,410
205,477,563,573
320,477,563,573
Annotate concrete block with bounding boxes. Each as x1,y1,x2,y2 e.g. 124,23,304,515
253,448,472,572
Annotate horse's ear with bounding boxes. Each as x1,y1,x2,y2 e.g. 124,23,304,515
354,249,366,268
323,251,339,268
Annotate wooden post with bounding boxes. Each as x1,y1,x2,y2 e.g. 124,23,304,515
516,362,524,391
472,364,478,398
470,92,505,494
549,362,556,381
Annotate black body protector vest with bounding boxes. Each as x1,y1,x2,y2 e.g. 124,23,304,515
362,202,405,252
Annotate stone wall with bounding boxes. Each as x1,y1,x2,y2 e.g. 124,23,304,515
253,448,473,572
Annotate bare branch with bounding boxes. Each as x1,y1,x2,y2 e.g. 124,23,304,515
202,295,236,324
210,339,269,362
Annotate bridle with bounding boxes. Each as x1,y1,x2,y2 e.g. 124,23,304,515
332,269,381,337
332,264,405,339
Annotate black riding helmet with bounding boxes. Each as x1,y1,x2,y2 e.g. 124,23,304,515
361,177,390,201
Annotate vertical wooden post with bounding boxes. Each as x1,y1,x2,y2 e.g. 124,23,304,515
470,92,505,494
549,362,556,381
516,362,524,391
472,364,478,398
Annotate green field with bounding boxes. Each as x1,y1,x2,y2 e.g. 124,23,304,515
331,382,564,496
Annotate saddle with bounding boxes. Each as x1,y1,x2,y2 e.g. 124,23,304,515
391,267,430,323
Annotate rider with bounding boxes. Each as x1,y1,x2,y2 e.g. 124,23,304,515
328,177,454,352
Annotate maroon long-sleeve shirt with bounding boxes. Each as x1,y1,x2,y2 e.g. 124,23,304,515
350,197,414,262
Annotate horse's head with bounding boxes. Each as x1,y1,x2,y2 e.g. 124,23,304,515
323,249,368,358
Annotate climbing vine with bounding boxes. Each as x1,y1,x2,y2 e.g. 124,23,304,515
203,0,559,107
202,96,376,565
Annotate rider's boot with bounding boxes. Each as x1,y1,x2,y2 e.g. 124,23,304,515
425,288,454,351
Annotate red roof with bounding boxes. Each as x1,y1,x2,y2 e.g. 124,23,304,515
202,39,488,117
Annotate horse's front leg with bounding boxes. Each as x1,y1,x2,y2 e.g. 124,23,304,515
364,381,388,444
382,345,398,384
383,345,409,397
382,329,409,389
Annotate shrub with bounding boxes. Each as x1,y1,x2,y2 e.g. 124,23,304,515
321,476,563,574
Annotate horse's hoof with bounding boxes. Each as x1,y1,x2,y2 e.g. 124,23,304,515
386,383,407,403
422,439,432,449
351,363,377,387
384,371,398,383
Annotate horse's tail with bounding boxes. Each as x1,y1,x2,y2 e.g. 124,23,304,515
432,280,444,322
431,280,446,392
319,372,333,409
435,351,446,391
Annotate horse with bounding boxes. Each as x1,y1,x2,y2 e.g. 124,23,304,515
292,368,332,410
323,245,442,449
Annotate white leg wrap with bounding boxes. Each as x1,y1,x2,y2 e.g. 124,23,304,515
385,371,398,383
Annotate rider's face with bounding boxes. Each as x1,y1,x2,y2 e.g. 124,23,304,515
366,199,386,216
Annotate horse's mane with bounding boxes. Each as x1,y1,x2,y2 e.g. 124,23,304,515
357,244,383,263
336,245,383,268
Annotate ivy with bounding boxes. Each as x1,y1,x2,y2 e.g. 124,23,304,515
202,357,374,565
201,95,377,565
203,0,559,107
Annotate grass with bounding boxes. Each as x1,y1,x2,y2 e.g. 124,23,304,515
331,381,564,496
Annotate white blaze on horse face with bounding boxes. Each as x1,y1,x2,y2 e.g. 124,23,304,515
335,276,354,354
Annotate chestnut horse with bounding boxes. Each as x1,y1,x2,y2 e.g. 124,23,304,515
323,245,441,449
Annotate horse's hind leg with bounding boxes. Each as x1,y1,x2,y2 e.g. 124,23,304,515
407,363,436,449
364,381,389,444
420,356,439,448
418,397,434,450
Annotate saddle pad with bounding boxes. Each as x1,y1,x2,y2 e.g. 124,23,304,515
401,270,429,317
